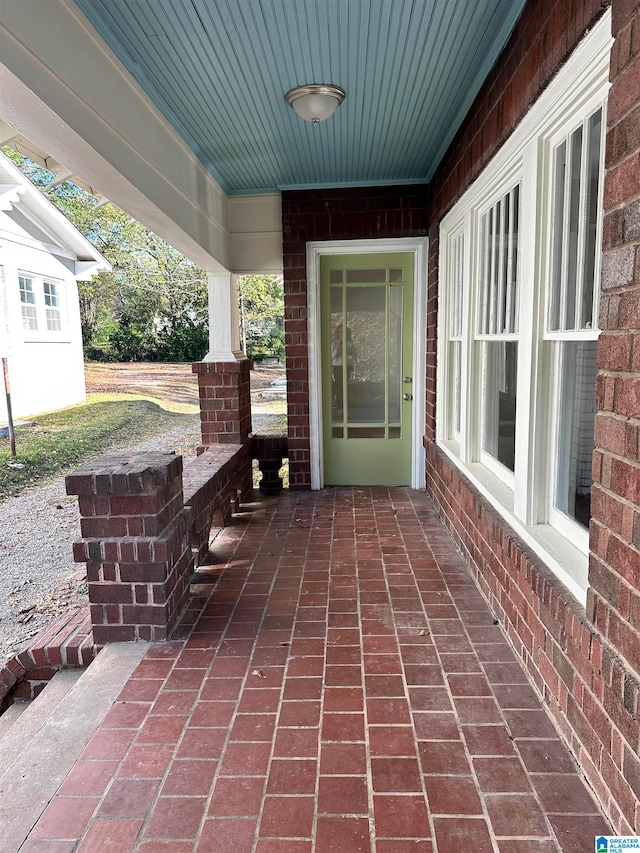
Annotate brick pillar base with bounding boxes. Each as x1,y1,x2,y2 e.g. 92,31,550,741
66,452,192,645
252,434,289,494
193,359,253,448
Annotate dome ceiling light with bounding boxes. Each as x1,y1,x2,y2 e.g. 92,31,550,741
285,84,346,124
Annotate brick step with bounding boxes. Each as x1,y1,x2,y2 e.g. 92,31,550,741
0,606,96,708
0,643,147,853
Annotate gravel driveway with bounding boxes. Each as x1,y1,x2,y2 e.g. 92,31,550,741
0,420,201,662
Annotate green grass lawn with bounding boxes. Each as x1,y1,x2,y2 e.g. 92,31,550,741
0,397,197,502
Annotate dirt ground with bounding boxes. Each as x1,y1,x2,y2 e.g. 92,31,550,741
84,361,286,402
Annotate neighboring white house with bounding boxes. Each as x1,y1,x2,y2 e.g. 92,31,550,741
0,149,110,423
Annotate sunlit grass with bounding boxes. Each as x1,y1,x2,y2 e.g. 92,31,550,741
0,399,197,501
86,391,199,414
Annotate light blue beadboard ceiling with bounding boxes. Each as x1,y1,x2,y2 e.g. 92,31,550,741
73,0,527,196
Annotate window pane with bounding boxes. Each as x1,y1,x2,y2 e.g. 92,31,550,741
451,233,464,338
508,185,519,334
582,109,602,329
549,108,603,333
478,186,519,335
549,141,567,331
555,340,597,528
452,341,461,435
19,276,38,331
482,341,517,472
565,125,583,329
22,307,38,331
44,281,62,331
46,309,62,331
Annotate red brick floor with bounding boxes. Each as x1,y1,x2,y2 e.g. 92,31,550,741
21,488,611,852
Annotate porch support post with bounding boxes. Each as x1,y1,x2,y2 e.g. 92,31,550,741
194,271,252,449
192,360,253,449
203,271,244,362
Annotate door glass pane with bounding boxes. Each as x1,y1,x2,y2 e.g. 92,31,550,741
330,269,344,284
346,268,386,283
346,286,386,423
482,341,517,472
555,340,596,528
330,287,345,422
388,285,403,423
389,268,404,282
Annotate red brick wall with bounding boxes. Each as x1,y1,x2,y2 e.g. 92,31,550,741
193,359,253,448
424,0,640,834
282,186,429,488
589,0,640,686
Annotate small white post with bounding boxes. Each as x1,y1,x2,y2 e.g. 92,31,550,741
203,271,245,362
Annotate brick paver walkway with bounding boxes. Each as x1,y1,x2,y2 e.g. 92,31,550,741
21,488,610,852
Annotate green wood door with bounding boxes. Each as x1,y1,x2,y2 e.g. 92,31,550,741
321,253,414,485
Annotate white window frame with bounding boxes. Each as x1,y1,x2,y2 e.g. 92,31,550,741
544,103,606,546
436,13,612,604
17,271,68,339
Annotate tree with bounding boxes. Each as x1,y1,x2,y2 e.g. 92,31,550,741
238,275,284,361
3,148,209,361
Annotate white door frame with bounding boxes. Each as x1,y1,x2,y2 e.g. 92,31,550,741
306,237,428,490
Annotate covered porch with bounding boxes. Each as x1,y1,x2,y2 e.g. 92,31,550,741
1,0,639,841
4,487,611,851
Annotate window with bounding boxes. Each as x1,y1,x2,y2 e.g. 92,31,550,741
43,280,62,331
547,108,603,535
437,14,611,599
17,273,66,336
19,275,38,331
477,186,520,477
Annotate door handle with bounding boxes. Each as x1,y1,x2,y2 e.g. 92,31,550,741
403,393,413,401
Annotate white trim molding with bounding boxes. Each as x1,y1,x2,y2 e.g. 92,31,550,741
306,237,428,491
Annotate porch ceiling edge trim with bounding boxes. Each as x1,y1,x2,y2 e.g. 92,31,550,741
0,0,232,273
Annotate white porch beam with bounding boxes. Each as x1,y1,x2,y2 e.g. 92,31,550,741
0,0,230,273
204,273,245,362
228,194,283,275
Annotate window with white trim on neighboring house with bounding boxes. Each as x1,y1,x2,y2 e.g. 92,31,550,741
18,273,67,336
436,14,610,599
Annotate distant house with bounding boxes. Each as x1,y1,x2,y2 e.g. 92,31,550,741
0,150,110,422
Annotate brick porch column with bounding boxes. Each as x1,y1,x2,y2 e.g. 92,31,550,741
65,452,192,645
192,358,253,448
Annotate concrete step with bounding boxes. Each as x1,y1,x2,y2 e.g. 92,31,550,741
0,642,148,853
0,668,83,759
0,698,31,741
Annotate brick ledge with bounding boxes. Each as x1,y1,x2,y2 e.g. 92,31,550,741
1,606,97,708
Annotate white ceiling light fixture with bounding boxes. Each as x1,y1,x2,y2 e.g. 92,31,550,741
285,84,346,124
